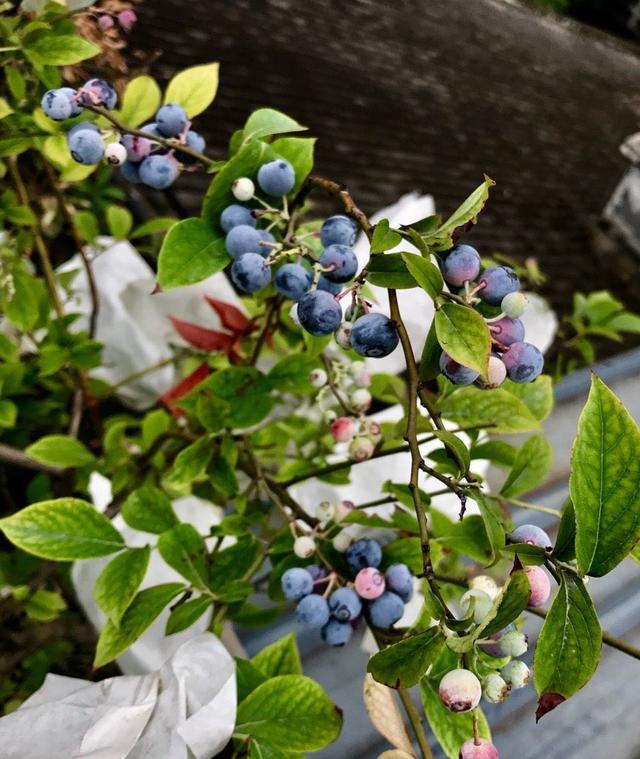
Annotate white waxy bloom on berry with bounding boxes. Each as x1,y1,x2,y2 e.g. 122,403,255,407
232,176,255,201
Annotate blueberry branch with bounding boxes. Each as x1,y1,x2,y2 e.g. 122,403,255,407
81,104,218,168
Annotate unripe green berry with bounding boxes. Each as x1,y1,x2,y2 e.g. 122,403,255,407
501,291,528,318
482,673,509,704
469,575,501,599
294,535,316,558
460,589,493,623
498,630,528,658
501,659,530,689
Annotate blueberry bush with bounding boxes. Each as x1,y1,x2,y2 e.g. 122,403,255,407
2,3,640,758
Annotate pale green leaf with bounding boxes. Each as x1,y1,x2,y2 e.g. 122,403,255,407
401,252,443,299
26,435,94,467
435,303,490,376
164,62,219,118
121,486,178,534
252,633,302,678
118,75,161,127
95,546,150,626
157,218,230,289
157,523,209,589
439,386,540,434
244,108,307,140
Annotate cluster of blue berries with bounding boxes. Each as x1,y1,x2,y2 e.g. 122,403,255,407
439,244,544,386
41,81,206,190
281,539,414,647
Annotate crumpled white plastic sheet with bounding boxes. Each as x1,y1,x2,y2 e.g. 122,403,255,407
58,237,246,410
0,633,236,759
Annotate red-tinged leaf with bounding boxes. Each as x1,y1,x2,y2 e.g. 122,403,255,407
265,330,274,349
160,362,210,415
536,693,565,722
205,296,252,333
169,316,235,353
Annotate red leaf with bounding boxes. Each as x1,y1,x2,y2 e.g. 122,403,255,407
205,296,252,333
160,362,210,416
170,316,235,353
535,693,565,722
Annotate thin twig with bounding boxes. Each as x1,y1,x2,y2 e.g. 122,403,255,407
506,497,562,518
0,442,65,476
398,686,434,759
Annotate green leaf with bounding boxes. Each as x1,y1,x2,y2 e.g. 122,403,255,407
366,253,417,289
0,498,123,560
367,627,445,688
106,205,133,240
472,492,505,562
0,399,17,428
166,436,212,485
94,583,184,667
479,569,530,637
130,217,177,239
268,355,320,395
401,252,443,299
420,679,491,759
244,108,307,140
570,375,640,576
94,546,150,626
202,139,275,224
121,486,178,534
552,498,576,562
210,537,262,591
252,633,302,677
118,75,162,127
371,219,402,253
141,409,171,449
24,34,100,65
435,303,490,376
433,431,470,477
504,376,553,421
435,515,493,564
419,321,441,382
157,524,209,589
2,270,42,332
271,136,315,194
422,177,495,251
13,585,66,621
201,367,273,428
157,218,230,289
164,62,220,118
439,386,539,434
74,210,99,242
165,595,211,635
533,573,601,718
501,434,552,497
236,658,268,702
470,440,516,468
235,675,342,751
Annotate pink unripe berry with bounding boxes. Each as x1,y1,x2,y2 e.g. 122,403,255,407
459,737,500,759
351,362,371,387
331,416,356,443
349,436,375,461
117,8,137,30
525,565,551,607
350,388,372,412
439,669,482,712
334,500,355,522
98,14,115,30
354,567,385,599
294,535,316,558
362,419,382,443
486,355,507,388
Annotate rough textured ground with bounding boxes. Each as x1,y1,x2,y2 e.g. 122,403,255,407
131,0,640,319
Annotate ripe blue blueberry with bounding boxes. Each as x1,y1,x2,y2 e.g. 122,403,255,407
328,587,362,622
68,121,99,140
317,275,342,295
257,159,295,196
296,594,330,628
41,89,74,120
231,252,271,293
281,567,313,600
155,103,188,137
385,563,414,602
257,229,276,250
140,122,165,141
439,353,479,385
139,155,178,189
442,244,481,287
177,129,206,164
120,134,151,163
306,564,327,582
351,313,400,358
511,524,552,548
490,316,525,347
297,290,343,336
502,341,544,383
225,224,264,258
120,160,141,183
220,205,257,233
367,591,405,628
346,538,382,573
319,244,359,283
478,265,520,306
67,129,104,165
78,78,117,109
321,618,353,647
275,263,312,300
320,214,358,247
59,87,82,117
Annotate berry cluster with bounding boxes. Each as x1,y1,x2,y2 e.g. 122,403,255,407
438,244,544,386
41,81,206,189
281,539,414,647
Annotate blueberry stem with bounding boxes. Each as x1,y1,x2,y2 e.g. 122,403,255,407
81,103,218,168
397,686,435,759
506,497,562,517
321,354,353,415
